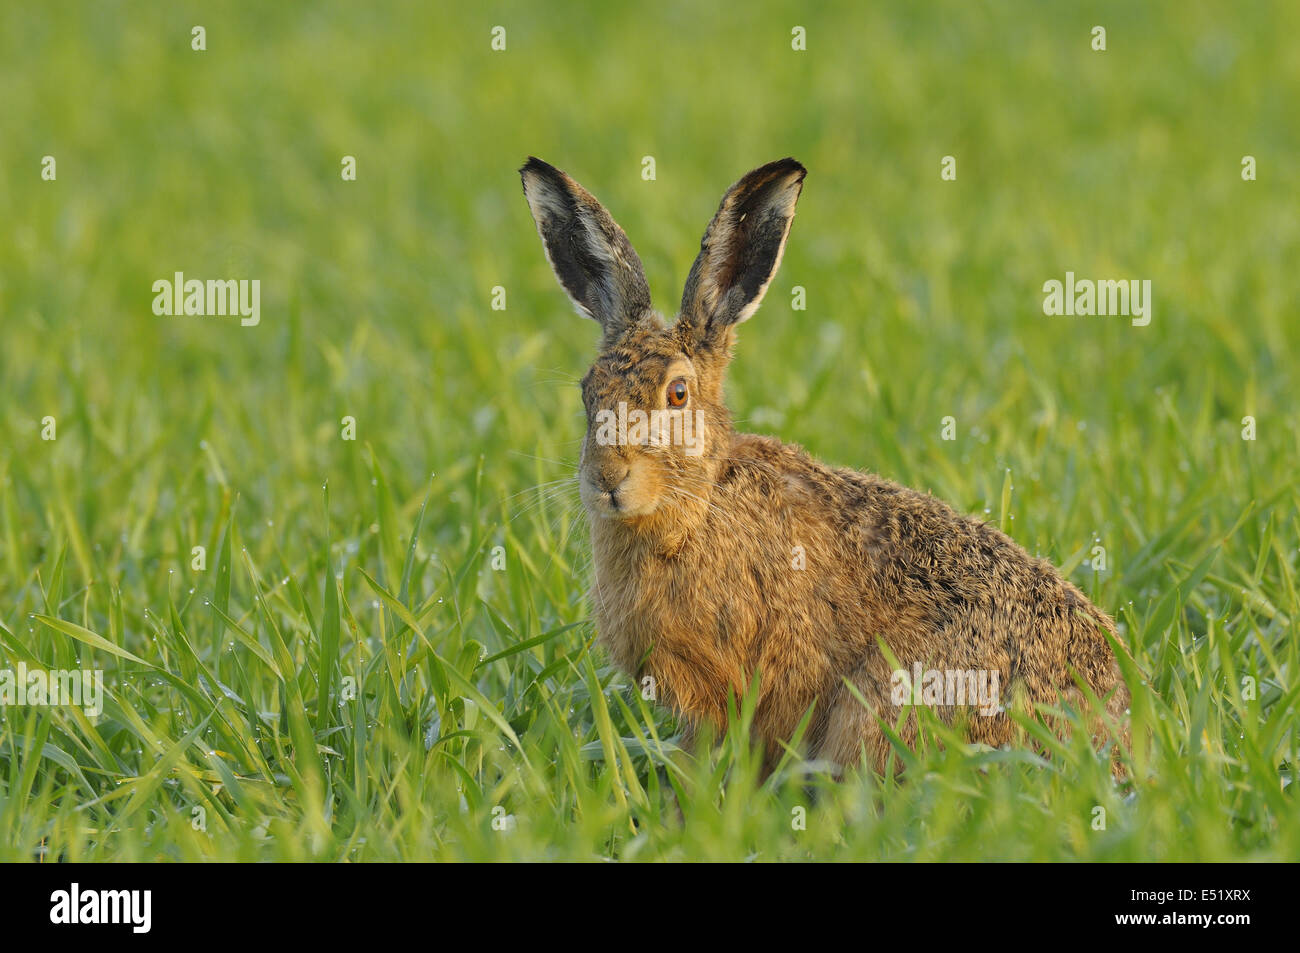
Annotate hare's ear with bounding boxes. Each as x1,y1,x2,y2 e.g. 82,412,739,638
520,157,652,343
678,158,805,347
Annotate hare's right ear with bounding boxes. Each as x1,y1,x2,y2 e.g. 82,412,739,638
520,157,652,344
677,158,805,349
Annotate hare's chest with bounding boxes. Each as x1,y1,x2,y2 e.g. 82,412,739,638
588,555,708,669
590,532,728,635
589,544,757,725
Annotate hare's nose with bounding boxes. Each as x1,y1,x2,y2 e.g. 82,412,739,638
594,462,630,494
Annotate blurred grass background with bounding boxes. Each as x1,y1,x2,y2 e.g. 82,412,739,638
0,0,1296,860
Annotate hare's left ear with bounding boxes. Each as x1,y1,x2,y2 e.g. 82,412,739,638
520,157,652,345
677,158,805,347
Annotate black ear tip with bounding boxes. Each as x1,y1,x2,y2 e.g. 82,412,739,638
741,158,806,195
520,156,562,182
776,157,807,181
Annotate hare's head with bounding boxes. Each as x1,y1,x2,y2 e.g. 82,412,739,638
520,157,805,528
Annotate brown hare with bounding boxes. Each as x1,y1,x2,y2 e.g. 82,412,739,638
520,156,1131,777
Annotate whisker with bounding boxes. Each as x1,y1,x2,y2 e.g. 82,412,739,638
508,450,579,469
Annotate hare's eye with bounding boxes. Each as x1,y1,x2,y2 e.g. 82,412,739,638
667,378,689,407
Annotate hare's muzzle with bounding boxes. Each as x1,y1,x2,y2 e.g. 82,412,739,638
580,449,663,520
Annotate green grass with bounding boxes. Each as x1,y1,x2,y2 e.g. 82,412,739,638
1,0,1297,861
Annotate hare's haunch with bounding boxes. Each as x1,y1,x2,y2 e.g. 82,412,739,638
521,157,1131,775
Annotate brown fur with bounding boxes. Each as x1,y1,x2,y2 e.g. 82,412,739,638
521,157,1132,777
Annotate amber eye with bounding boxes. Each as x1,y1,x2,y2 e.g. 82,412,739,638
667,378,689,407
